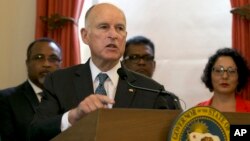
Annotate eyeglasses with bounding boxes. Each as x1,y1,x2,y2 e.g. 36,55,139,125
124,55,154,63
30,54,61,64
212,66,237,77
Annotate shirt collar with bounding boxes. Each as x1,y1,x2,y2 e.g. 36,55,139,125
28,79,43,94
89,58,121,85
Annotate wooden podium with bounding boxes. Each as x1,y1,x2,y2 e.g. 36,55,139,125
52,109,250,141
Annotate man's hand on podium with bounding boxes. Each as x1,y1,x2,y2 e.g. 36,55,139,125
68,94,115,125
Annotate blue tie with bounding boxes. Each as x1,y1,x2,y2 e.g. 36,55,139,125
95,73,108,95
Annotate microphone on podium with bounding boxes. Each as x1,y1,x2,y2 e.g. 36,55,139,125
117,68,182,110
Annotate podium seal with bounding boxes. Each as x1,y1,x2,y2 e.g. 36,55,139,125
168,106,230,141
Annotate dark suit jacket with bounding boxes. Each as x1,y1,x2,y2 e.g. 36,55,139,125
0,81,40,141
29,61,179,140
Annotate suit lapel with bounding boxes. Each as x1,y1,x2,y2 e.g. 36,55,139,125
72,62,137,108
74,61,94,103
113,68,136,108
23,81,40,112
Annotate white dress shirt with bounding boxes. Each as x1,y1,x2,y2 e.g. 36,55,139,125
61,59,121,131
28,79,43,102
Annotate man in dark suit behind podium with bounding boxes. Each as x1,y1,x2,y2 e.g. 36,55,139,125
29,3,181,141
0,38,62,141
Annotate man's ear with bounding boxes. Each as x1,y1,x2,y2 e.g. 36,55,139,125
81,28,89,45
153,60,156,71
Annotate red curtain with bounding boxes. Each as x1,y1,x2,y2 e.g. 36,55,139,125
231,0,250,100
35,0,84,68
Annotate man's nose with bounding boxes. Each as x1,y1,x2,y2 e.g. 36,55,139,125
42,58,52,67
137,58,146,64
108,27,118,39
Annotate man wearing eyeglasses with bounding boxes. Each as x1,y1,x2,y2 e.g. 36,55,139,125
122,36,155,78
0,37,62,141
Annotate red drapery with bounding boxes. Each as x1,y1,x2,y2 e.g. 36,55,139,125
231,0,250,99
35,0,84,68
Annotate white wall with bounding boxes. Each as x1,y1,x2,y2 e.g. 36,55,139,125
79,0,232,109
0,0,36,89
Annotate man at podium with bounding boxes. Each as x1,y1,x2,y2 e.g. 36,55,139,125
28,3,181,141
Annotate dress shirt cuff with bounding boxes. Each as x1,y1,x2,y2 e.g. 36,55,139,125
61,111,72,131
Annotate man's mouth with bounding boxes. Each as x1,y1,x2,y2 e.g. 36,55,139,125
136,69,147,73
106,44,117,48
40,70,50,76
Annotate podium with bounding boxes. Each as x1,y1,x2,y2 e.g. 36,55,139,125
52,109,250,141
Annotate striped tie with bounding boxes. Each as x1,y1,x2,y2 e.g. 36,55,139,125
95,73,108,95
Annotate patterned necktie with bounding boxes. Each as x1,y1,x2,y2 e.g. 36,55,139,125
95,73,108,95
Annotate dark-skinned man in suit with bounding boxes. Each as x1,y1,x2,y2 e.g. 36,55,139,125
0,37,62,141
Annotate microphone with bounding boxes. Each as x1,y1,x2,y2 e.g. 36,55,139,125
117,68,182,110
